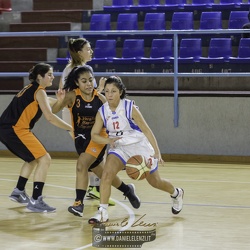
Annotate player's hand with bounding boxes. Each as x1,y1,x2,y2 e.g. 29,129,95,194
97,77,106,92
56,88,65,103
109,137,122,149
152,153,164,164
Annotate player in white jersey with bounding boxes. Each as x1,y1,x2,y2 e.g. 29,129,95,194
88,76,184,224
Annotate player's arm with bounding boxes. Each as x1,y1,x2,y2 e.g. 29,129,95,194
47,97,57,107
36,89,73,132
98,92,107,104
51,90,74,114
96,77,106,93
132,105,163,163
91,112,120,147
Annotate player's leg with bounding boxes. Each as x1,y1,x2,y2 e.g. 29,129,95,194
86,171,101,199
88,153,141,224
146,170,184,215
87,148,108,201
9,160,36,205
89,162,115,206
27,152,57,213
68,152,96,217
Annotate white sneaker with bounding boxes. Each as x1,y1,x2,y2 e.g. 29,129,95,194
88,206,109,224
171,188,184,214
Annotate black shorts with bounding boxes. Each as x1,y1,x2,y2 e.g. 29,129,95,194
0,127,47,162
75,135,107,170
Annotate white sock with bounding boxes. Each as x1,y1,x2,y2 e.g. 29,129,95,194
100,204,108,210
171,188,178,198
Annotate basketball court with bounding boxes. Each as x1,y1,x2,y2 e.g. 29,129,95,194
0,156,250,250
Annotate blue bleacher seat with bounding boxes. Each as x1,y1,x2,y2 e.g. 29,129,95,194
90,14,111,31
130,0,160,11
103,0,133,11
57,51,70,65
240,0,250,9
199,12,222,29
179,38,202,63
201,38,232,63
144,13,166,30
117,13,138,30
184,0,213,10
229,38,250,63
92,40,116,64
171,12,194,30
212,0,242,10
141,39,173,63
228,11,249,29
157,0,187,11
113,39,144,64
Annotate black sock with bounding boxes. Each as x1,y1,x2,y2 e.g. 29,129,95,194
76,189,86,203
16,176,28,191
117,182,129,193
32,182,44,200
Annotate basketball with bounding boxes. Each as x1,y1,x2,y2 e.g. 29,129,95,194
125,155,151,180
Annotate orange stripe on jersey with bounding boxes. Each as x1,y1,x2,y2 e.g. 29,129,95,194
13,127,47,159
14,101,40,129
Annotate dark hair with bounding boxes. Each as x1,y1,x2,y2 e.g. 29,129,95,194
68,38,89,66
105,76,127,99
28,63,52,81
64,65,94,91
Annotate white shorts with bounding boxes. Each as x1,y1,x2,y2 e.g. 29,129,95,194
108,136,158,173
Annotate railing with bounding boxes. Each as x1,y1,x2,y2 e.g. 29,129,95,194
1,29,250,127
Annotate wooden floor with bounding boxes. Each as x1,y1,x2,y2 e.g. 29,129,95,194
0,156,250,250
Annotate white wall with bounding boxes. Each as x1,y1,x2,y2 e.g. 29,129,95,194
0,95,250,156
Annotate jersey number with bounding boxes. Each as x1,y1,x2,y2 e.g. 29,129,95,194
113,121,124,136
113,121,119,130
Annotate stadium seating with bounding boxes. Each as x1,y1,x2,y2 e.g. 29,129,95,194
212,0,242,10
178,38,203,63
130,0,160,11
201,38,232,63
199,12,222,29
171,12,194,30
90,14,111,30
117,13,138,30
92,40,116,63
229,38,250,63
112,39,144,64
228,11,249,29
141,39,173,63
157,0,187,11
184,0,213,10
240,0,250,9
103,0,133,11
144,12,166,30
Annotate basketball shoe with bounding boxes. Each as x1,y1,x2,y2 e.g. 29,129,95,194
27,196,56,213
68,200,84,217
87,186,116,206
171,188,184,214
123,184,141,209
88,206,109,224
9,188,29,205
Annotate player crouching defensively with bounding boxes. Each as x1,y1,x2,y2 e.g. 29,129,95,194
88,76,184,224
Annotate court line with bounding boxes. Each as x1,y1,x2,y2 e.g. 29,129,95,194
1,175,250,184
0,178,136,250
